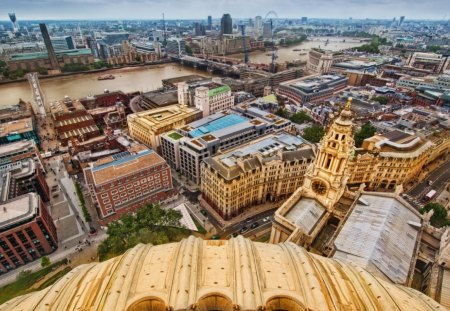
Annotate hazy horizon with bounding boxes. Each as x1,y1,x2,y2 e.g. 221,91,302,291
2,0,449,21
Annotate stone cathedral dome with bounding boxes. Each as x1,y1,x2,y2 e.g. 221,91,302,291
0,236,444,311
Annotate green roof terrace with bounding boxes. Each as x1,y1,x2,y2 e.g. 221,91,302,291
208,85,231,97
167,131,184,140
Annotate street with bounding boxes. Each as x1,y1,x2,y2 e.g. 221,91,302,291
406,158,450,209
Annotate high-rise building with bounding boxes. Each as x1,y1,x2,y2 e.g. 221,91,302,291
194,23,205,36
207,15,212,30
8,13,19,32
39,23,59,71
254,15,262,30
220,13,232,35
263,22,272,38
399,16,405,26
50,36,75,51
301,16,308,23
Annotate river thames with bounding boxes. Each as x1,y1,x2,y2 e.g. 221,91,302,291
0,37,363,107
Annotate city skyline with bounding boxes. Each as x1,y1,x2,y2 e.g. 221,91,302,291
1,0,449,21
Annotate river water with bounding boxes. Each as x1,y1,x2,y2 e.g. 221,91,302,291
0,37,363,107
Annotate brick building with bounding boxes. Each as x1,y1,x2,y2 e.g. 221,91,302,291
53,110,101,147
0,193,57,274
83,144,174,224
80,91,130,110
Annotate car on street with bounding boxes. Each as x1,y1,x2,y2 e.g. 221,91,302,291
211,235,220,240
230,232,239,238
250,222,260,229
200,209,208,216
262,217,270,223
239,227,248,234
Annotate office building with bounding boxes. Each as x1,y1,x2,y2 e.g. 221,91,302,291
306,49,346,74
39,23,59,71
8,13,19,32
263,22,272,38
276,74,348,105
0,117,38,145
0,140,44,172
201,133,314,220
347,130,434,190
83,145,173,224
193,82,235,117
50,36,75,51
254,15,262,30
0,101,33,124
207,15,212,30
399,16,405,26
161,109,292,184
194,23,206,36
406,52,450,74
127,104,202,151
0,156,49,203
221,14,232,35
0,193,57,274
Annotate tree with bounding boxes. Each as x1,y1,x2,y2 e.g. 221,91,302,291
275,108,289,118
16,270,32,281
354,123,376,147
372,95,389,105
41,256,51,268
420,203,450,228
97,204,189,261
302,125,325,143
289,111,312,124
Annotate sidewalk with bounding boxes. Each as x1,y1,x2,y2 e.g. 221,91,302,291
200,197,282,229
0,231,106,287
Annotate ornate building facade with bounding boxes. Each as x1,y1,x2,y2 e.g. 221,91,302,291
200,133,314,220
270,99,355,247
0,237,444,311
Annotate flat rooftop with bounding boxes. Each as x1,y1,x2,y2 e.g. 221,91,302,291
0,193,39,229
189,114,248,138
0,140,35,157
10,49,93,61
128,105,200,131
284,197,326,234
88,146,166,185
333,193,421,284
141,90,178,107
0,117,34,138
218,133,305,167
283,74,347,93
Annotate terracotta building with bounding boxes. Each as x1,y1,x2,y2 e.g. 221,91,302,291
83,144,174,224
0,193,57,275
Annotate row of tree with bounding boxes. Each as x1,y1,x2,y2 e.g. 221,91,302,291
97,204,190,261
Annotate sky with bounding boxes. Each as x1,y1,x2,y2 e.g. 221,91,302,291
1,0,448,20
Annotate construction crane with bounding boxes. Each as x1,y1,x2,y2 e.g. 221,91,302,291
240,25,249,65
270,19,276,73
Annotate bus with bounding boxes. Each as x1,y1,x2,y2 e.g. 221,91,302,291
424,190,437,201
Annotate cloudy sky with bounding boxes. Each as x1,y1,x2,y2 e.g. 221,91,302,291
1,0,447,20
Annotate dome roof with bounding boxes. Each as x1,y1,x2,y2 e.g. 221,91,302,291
0,236,443,311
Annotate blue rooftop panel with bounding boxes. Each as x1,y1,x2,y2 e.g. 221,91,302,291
189,114,248,138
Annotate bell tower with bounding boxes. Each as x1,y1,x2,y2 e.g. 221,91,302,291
302,98,354,210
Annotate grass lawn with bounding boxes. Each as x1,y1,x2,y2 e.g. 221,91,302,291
168,132,183,140
0,259,68,305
